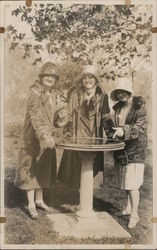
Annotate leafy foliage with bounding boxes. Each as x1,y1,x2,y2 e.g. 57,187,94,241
7,4,152,88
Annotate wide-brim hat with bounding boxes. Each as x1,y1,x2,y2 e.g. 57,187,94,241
76,65,99,84
39,62,59,79
110,77,133,101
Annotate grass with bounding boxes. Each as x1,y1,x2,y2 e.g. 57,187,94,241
4,135,153,245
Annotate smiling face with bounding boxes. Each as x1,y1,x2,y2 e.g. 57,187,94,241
41,75,56,88
82,74,96,91
116,90,131,102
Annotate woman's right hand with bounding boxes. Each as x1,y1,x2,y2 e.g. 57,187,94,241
40,135,55,150
45,136,55,149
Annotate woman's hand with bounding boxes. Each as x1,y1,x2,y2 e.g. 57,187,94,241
46,136,55,149
37,136,55,162
112,127,124,138
40,135,55,150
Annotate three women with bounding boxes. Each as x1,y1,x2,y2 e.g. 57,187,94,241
15,63,147,229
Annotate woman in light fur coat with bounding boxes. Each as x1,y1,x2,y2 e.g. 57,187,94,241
15,62,67,219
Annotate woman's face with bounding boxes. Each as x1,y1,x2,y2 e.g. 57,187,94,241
42,75,56,87
82,74,96,91
116,90,131,102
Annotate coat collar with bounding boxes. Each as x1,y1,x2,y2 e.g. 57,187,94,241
77,86,104,107
31,80,58,95
113,96,144,124
31,81,56,129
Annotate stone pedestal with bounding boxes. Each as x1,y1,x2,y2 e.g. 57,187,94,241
47,212,131,239
53,138,129,239
77,152,96,218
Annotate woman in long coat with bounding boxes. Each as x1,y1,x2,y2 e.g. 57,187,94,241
57,65,112,189
15,62,65,219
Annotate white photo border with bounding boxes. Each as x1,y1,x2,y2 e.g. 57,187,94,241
0,0,157,249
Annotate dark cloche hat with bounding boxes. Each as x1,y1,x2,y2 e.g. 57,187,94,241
39,62,59,79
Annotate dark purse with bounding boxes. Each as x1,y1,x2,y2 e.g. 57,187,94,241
114,149,128,165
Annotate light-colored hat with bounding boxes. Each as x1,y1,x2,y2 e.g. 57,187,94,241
39,62,59,79
110,77,133,101
76,65,99,84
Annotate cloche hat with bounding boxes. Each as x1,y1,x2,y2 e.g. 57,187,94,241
110,77,133,101
39,62,59,79
76,65,99,84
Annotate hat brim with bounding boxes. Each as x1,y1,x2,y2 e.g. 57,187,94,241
39,73,59,80
110,89,133,101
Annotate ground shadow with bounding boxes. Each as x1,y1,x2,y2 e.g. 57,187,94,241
5,180,27,208
5,170,118,215
93,196,117,214
44,181,80,212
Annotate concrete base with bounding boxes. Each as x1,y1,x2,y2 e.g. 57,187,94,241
47,212,131,239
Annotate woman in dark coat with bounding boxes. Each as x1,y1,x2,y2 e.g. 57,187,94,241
15,62,66,219
109,77,147,228
57,65,111,189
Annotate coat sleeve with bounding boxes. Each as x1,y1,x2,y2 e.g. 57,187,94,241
123,104,147,141
101,93,114,135
27,92,52,141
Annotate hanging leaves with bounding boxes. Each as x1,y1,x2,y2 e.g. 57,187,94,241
7,4,152,83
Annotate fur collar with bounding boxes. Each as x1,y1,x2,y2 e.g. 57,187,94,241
113,96,145,111
30,80,57,96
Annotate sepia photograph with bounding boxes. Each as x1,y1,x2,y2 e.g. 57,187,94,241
0,0,157,249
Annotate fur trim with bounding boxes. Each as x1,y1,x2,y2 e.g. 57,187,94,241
113,96,145,110
132,96,145,109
